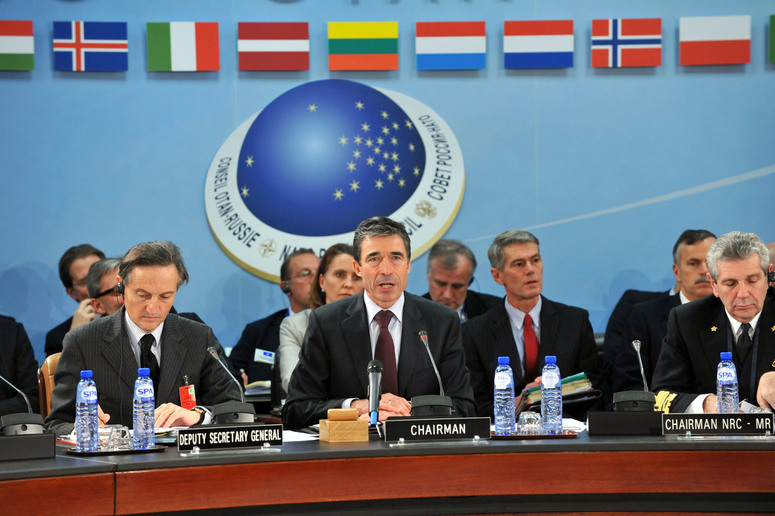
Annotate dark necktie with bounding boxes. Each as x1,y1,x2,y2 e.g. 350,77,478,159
374,310,398,395
523,314,539,382
140,333,160,392
737,323,753,363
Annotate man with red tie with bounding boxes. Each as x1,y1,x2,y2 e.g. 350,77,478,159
282,217,475,429
463,230,601,418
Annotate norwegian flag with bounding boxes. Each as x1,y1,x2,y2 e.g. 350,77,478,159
591,18,661,68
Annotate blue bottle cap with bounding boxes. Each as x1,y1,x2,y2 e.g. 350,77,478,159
545,355,557,364
80,370,93,378
138,367,150,376
720,351,732,360
498,356,509,365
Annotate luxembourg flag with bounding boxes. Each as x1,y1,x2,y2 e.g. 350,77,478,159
504,20,574,69
679,15,750,66
415,21,486,70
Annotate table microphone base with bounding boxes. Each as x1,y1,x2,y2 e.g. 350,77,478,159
0,413,44,436
213,402,256,424
410,395,453,417
613,390,656,412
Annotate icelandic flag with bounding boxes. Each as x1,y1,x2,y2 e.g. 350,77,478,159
679,15,750,66
591,18,662,68
504,20,574,69
415,21,486,70
53,21,128,71
238,22,309,71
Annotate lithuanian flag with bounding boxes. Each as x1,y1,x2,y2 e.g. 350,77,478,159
328,22,398,71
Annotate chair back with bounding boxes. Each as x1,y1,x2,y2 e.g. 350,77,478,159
37,352,61,417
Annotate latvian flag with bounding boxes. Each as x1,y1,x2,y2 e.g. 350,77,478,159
415,21,486,70
679,16,750,66
591,18,661,68
503,20,574,69
238,22,309,71
328,22,399,71
0,20,34,71
147,22,219,71
53,21,128,72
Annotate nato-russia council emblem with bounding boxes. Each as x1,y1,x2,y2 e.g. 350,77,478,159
205,79,464,281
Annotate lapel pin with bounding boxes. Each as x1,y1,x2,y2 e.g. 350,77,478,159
710,326,717,332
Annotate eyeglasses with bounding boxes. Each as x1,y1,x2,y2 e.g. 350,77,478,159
94,284,121,298
291,269,314,281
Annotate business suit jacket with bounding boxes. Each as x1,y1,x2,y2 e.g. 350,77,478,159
282,292,475,429
613,294,681,393
652,287,775,413
229,308,286,384
0,315,39,416
45,316,72,357
44,308,241,435
463,296,601,418
422,290,502,321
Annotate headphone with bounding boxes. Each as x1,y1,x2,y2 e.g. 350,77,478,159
116,283,125,295
281,281,291,295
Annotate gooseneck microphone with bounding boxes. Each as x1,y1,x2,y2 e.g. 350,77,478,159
207,347,245,404
367,359,383,426
0,373,33,414
206,347,256,424
632,340,650,392
410,331,453,417
419,331,445,396
0,373,44,435
612,340,656,412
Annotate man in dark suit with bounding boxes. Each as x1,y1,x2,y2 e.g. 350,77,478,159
653,231,775,413
463,230,601,418
45,241,240,435
45,244,105,356
229,249,320,404
0,315,39,416
613,229,716,392
283,217,475,429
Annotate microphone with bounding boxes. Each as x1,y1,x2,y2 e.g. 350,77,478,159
367,359,383,426
632,340,650,392
0,373,43,436
206,347,255,424
410,331,453,417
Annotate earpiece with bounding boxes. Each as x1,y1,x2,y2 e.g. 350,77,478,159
116,283,125,295
281,281,291,295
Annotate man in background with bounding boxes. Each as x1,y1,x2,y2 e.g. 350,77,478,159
87,257,124,317
0,315,39,416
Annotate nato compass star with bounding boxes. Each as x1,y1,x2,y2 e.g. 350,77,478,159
258,239,276,258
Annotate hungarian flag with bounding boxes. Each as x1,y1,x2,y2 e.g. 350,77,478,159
0,20,34,71
679,15,750,66
415,21,486,70
328,21,398,71
238,22,309,71
504,20,574,69
147,22,219,71
53,21,128,72
591,18,661,68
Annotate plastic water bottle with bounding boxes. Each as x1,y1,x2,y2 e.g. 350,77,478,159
716,351,739,414
132,367,156,449
75,370,98,452
541,356,562,435
493,356,516,436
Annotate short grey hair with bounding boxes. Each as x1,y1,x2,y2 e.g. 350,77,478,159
426,239,477,280
352,216,411,265
487,230,539,271
706,231,769,281
87,258,122,297
118,241,189,288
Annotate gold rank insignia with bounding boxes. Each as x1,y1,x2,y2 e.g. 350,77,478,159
711,326,717,332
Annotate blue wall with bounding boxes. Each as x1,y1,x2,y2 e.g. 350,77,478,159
2,0,774,366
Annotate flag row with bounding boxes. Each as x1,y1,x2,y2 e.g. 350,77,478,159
0,16,772,72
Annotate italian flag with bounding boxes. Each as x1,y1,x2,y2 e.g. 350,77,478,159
328,21,398,71
147,22,219,71
0,20,34,71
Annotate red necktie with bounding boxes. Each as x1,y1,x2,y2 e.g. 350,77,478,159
374,310,398,395
523,314,539,382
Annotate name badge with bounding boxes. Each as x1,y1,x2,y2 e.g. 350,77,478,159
253,349,275,365
177,423,283,451
383,417,491,442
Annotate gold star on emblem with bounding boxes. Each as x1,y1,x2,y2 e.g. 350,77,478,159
353,150,361,159
245,156,254,167
398,178,406,187
355,101,364,110
413,167,420,176
375,179,384,190
361,123,370,132
366,157,375,166
711,326,717,332
408,143,415,152
307,104,317,112
339,136,348,145
349,180,360,192
405,120,413,129
333,189,344,201
392,122,399,130
380,111,389,119
240,186,249,198
354,135,363,145
346,161,356,172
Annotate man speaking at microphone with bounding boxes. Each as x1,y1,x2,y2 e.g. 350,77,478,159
283,217,475,430
45,241,241,435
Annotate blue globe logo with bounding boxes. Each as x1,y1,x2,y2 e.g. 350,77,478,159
237,79,426,236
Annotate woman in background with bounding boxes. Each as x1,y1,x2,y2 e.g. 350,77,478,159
277,243,362,395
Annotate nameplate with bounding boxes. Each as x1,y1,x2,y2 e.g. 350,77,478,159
383,417,490,442
253,349,275,365
662,413,774,436
177,423,283,451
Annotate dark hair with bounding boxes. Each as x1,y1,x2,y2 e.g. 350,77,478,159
86,257,122,298
426,239,477,279
487,230,539,271
352,216,411,265
308,243,356,310
707,231,769,281
58,244,105,289
118,241,189,288
672,229,716,265
280,248,316,281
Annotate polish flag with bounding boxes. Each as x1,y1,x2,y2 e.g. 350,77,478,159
679,15,750,66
